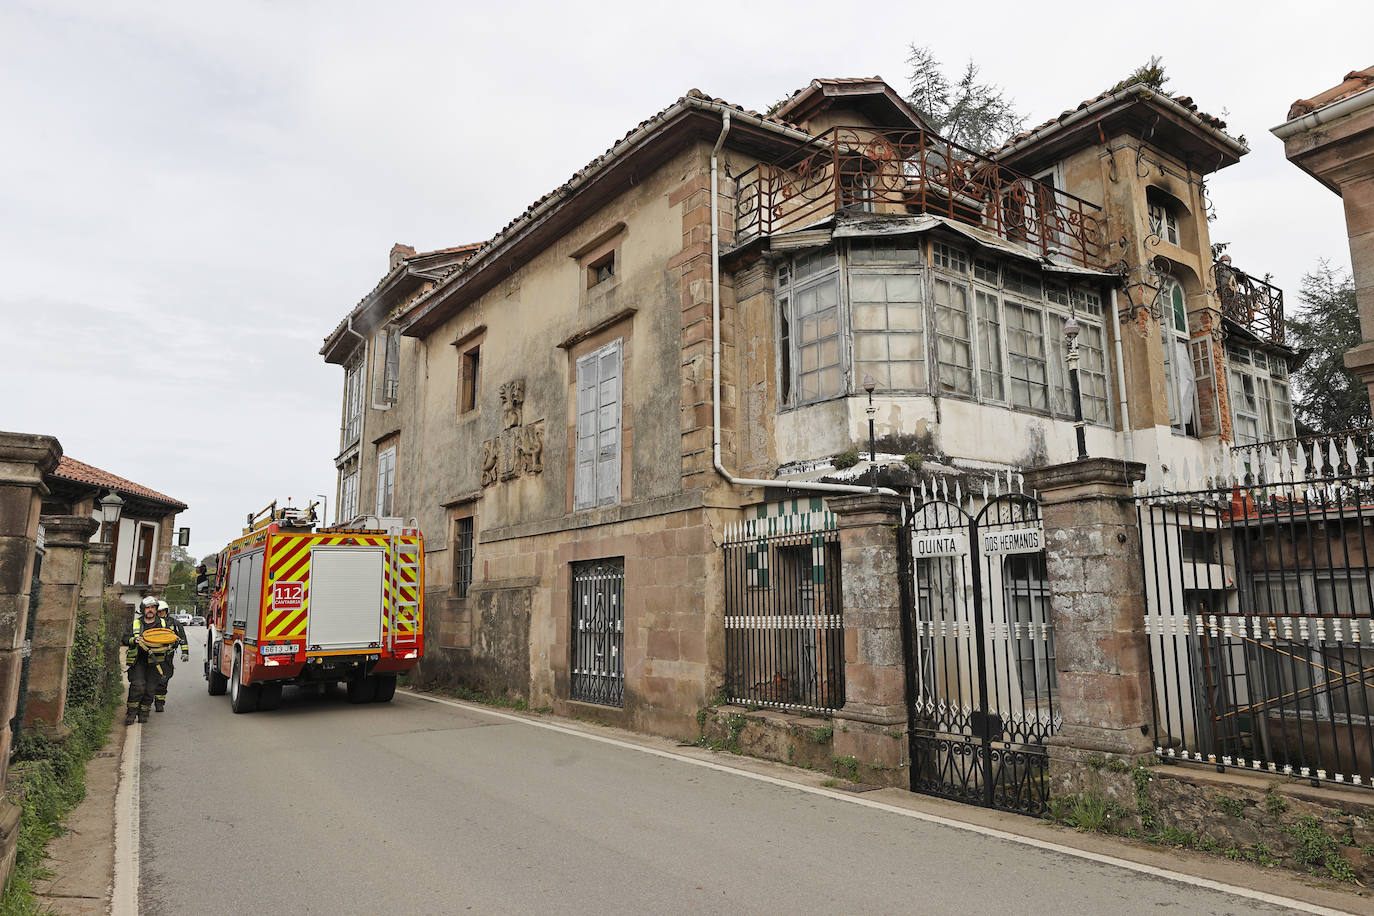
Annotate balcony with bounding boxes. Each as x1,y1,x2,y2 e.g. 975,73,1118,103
734,126,1106,269
1216,259,1284,345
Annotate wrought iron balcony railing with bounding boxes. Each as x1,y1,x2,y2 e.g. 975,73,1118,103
734,126,1107,269
1215,259,1284,345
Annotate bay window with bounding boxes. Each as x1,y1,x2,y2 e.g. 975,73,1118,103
1228,344,1296,445
774,239,1110,427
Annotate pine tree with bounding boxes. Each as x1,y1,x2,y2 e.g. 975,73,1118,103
1287,262,1370,434
905,45,1024,152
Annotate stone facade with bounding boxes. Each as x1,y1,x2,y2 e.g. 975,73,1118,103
26,514,99,735
0,431,62,892
1026,458,1153,795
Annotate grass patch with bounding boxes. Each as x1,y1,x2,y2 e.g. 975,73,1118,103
3,609,122,913
1283,816,1357,883
1215,796,1245,817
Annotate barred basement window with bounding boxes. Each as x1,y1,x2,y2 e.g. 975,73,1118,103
453,516,474,599
570,558,625,707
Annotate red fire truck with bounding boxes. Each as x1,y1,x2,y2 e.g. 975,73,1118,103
204,502,424,712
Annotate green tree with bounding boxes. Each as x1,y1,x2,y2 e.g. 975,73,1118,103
1287,262,1370,434
905,45,1025,152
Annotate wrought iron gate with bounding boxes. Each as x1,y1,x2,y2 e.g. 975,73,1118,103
571,559,624,707
900,480,1059,815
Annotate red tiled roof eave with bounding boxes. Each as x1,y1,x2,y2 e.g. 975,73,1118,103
1288,66,1374,120
399,88,812,336
51,456,187,511
986,85,1237,160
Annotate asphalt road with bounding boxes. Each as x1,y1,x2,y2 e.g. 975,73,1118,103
135,632,1315,916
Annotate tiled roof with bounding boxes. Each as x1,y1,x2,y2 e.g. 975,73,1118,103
986,84,1233,158
1288,66,1374,120
320,242,484,350
51,456,187,510
449,88,799,272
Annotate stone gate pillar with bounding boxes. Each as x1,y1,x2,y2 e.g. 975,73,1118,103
1025,458,1152,795
80,541,112,635
0,431,62,888
27,515,99,735
827,492,908,786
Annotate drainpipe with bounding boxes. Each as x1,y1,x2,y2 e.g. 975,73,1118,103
1108,288,1134,462
709,112,897,498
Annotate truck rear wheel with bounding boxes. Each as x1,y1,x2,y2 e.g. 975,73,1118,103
207,638,228,696
229,653,259,713
372,675,397,703
346,674,377,704
257,683,283,711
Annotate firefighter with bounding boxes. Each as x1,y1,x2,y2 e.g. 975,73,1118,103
153,599,190,712
124,597,175,724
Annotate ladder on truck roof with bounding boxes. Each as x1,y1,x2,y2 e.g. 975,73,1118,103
388,529,421,651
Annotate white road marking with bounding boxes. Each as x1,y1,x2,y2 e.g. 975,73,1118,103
112,722,140,916
407,691,1356,916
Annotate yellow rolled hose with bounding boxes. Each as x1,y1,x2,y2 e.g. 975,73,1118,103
141,627,180,647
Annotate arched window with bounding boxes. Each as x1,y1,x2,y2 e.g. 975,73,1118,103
1159,277,1198,436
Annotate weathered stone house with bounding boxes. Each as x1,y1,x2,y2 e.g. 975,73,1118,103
321,75,1296,742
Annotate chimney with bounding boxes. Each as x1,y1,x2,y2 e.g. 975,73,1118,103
389,243,417,271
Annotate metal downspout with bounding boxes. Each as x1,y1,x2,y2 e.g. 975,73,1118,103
1109,288,1134,462
709,112,897,498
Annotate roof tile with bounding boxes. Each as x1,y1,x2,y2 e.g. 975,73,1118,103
51,456,187,510
1288,66,1374,120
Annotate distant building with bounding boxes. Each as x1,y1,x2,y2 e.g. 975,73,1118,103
43,456,187,608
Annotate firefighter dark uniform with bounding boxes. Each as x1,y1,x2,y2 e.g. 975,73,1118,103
125,604,175,724
154,606,189,711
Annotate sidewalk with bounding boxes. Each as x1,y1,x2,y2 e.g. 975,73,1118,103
32,721,124,915
36,692,1374,916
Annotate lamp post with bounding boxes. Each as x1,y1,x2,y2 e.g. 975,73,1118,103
863,373,878,493
1063,318,1089,461
99,491,124,544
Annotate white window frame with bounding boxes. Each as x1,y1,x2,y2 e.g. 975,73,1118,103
574,339,623,511
779,251,846,405
1149,200,1180,246
1227,344,1296,445
342,348,365,447
375,445,396,516
372,324,401,409
338,456,360,524
1160,277,1198,437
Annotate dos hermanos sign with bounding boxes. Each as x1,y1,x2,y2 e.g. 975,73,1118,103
979,526,1043,557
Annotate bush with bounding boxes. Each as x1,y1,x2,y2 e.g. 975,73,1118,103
832,450,860,470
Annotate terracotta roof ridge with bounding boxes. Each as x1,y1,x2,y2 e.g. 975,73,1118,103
52,456,187,510
1287,65,1374,120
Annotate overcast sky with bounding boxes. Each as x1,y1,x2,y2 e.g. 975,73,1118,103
2,0,1370,557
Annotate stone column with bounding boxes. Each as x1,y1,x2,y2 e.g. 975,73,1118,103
1025,458,1152,795
826,492,908,786
26,515,99,736
80,541,112,634
0,431,62,889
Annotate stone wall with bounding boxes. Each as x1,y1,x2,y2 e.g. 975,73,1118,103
1056,758,1374,886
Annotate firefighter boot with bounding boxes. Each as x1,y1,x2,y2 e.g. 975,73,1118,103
125,708,137,726
137,706,150,724
154,699,165,712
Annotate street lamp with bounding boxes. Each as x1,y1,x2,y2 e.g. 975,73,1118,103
863,373,878,493
99,492,124,543
1063,318,1089,461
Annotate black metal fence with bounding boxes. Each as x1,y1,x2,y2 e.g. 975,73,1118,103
571,558,624,707
723,517,843,713
1138,450,1374,789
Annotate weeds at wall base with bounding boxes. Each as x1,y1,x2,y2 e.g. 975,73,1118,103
2,607,122,915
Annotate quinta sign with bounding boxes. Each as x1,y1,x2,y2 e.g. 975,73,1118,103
912,533,968,558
